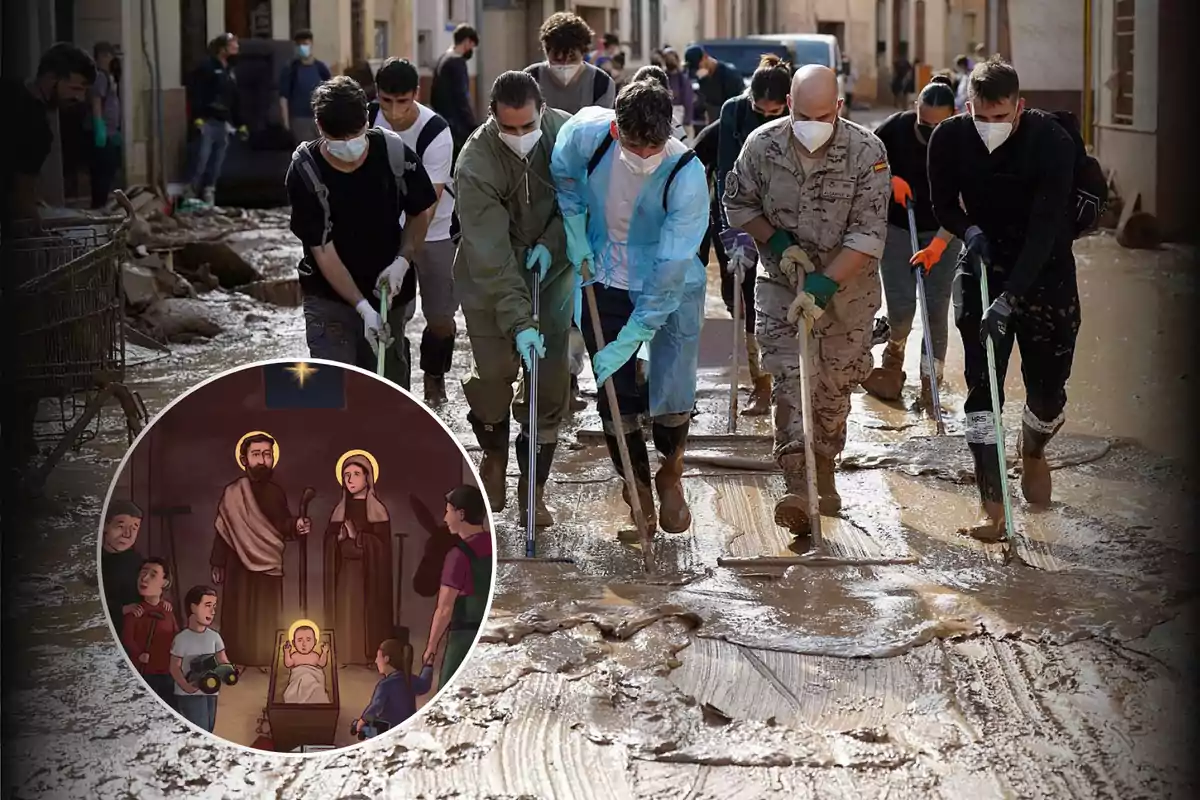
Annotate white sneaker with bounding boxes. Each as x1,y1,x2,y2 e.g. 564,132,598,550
201,186,216,206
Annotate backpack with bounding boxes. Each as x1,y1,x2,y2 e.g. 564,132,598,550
526,63,611,106
284,58,331,104
585,136,699,212
1045,110,1108,238
290,128,413,249
364,107,462,242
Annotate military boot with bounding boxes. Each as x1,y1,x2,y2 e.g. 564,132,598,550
652,419,692,533
516,433,556,528
814,454,841,515
1018,412,1063,506
468,413,509,513
604,421,657,535
861,338,907,401
961,439,1008,542
743,337,772,416
773,452,812,537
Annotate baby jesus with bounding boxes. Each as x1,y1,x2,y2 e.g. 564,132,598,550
282,625,330,704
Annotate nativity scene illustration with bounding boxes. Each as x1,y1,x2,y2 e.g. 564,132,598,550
96,361,496,752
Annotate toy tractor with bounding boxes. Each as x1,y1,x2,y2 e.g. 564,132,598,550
188,654,239,694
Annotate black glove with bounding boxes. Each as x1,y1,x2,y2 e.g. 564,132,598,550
980,292,1014,346
964,225,991,267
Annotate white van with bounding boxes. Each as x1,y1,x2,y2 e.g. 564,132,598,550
746,33,846,101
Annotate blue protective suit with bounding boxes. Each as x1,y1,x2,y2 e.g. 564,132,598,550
550,107,709,418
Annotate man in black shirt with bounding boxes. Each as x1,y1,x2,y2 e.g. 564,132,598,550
286,77,437,386
927,57,1079,540
683,44,744,125
187,34,248,206
430,24,480,163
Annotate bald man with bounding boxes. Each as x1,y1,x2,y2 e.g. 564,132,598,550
722,66,890,539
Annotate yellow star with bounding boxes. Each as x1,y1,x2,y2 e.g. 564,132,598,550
285,361,319,388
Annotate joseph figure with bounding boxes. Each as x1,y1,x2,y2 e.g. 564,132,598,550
211,433,312,666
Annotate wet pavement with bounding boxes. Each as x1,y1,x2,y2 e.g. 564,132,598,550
4,218,1197,798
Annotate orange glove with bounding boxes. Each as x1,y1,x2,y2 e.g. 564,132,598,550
891,175,913,207
910,237,948,274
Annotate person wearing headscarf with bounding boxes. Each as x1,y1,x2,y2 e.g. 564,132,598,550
323,453,393,665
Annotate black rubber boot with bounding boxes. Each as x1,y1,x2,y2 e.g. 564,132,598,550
651,419,692,533
962,442,1007,542
603,426,657,534
1018,419,1061,506
420,328,455,376
468,412,509,513
516,433,556,528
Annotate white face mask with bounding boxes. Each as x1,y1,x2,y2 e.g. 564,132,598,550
791,120,834,152
696,68,710,79
549,63,583,84
326,134,367,162
499,127,543,159
619,147,664,176
974,120,1013,153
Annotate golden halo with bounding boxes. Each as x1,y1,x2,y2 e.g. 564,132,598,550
235,430,280,470
336,449,379,485
287,619,322,651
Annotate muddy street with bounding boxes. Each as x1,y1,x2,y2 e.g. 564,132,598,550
4,213,1197,798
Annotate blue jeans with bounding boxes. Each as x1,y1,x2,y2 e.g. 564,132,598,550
176,693,218,732
303,294,413,389
191,121,230,192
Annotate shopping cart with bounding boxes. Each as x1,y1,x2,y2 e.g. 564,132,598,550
10,191,149,492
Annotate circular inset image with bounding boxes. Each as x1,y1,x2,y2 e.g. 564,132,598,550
96,359,496,754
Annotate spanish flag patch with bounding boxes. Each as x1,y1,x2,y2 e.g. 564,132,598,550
872,161,888,172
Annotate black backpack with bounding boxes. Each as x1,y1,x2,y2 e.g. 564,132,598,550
585,136,699,211
367,104,461,241
1045,110,1108,238
526,63,612,106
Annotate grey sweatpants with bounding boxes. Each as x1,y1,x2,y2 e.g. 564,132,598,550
880,223,957,361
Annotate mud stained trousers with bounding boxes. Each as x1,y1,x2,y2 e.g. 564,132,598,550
952,255,1081,503
756,278,875,459
459,271,573,445
414,239,459,379
304,294,414,388
879,224,956,361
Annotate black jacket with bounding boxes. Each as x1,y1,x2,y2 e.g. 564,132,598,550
190,56,240,125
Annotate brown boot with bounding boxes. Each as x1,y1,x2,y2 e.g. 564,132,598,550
773,453,812,536
469,414,509,513
1018,415,1062,506
423,374,447,407
606,426,658,535
960,501,1007,542
621,480,658,534
743,373,772,416
861,338,906,401
517,475,555,527
517,437,556,527
652,420,692,533
814,454,841,515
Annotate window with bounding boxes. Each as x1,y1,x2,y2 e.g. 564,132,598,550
290,0,310,34
351,0,365,63
964,12,977,47
375,21,389,59
649,0,661,52
631,1,643,60
1111,0,1134,125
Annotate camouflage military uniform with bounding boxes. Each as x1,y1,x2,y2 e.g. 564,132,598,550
723,117,890,527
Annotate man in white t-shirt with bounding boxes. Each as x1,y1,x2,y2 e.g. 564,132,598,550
372,58,460,406
169,585,231,733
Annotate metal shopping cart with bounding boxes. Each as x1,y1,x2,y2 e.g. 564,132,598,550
9,191,149,492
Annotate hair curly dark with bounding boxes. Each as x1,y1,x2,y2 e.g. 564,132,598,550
632,64,670,90
489,70,544,113
38,42,97,83
615,80,673,147
311,76,368,138
539,12,594,59
750,53,791,104
375,57,420,95
453,24,479,46
969,56,1020,103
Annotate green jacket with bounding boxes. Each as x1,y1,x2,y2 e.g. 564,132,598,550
452,109,572,338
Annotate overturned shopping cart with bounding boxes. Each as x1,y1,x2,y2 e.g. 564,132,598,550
10,192,148,492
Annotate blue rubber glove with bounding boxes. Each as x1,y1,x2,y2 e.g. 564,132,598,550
93,118,108,148
563,214,593,271
515,327,546,372
592,320,655,387
525,243,551,281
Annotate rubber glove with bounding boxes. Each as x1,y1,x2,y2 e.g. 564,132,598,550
563,214,593,271
515,327,546,371
355,299,393,355
964,225,991,266
237,124,250,141
803,272,839,309
910,236,948,274
980,292,1014,346
193,118,205,129
718,226,754,260
374,256,410,302
786,291,825,335
93,118,108,148
779,245,816,284
891,175,913,207
525,243,551,281
592,320,655,387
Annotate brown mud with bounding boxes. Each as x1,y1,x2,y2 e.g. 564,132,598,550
4,229,1197,798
